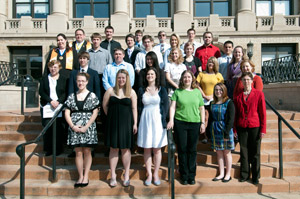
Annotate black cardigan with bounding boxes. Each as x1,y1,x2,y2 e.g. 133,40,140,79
137,87,169,128
208,99,235,139
39,74,67,107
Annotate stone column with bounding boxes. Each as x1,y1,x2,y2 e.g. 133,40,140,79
111,0,130,34
237,0,256,31
47,0,68,33
174,0,192,33
0,0,7,32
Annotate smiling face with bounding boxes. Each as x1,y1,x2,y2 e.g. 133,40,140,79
114,50,125,64
183,72,193,88
242,75,253,89
126,37,135,48
185,44,194,56
76,75,88,91
241,61,252,73
146,55,153,67
57,36,66,49
146,69,156,83
224,43,233,56
170,36,178,48
214,85,224,99
207,60,215,72
75,30,85,43
203,33,212,46
79,56,89,67
143,38,153,51
187,30,196,41
171,49,179,62
117,72,127,88
48,63,60,77
105,28,113,40
234,47,243,60
158,32,167,43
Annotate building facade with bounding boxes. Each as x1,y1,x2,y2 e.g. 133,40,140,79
0,0,299,80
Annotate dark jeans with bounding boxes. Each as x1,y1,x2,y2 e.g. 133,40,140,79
174,119,200,181
237,127,261,181
40,108,64,154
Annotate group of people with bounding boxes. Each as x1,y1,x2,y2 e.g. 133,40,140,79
39,26,266,188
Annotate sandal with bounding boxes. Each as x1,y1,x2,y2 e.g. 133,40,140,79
109,178,117,187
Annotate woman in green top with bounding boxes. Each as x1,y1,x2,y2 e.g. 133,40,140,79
167,70,206,185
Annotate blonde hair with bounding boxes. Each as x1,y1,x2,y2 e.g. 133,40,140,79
206,56,219,74
240,59,255,73
168,48,184,65
113,69,132,97
169,33,181,48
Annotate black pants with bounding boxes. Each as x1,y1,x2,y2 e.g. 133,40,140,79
237,127,261,181
174,119,200,181
40,108,64,154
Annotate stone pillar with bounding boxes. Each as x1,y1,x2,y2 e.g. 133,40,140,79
47,0,68,33
111,0,130,34
272,14,286,30
237,0,256,31
174,0,192,33
0,0,7,32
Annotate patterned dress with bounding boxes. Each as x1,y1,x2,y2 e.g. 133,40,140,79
210,100,235,150
65,92,99,148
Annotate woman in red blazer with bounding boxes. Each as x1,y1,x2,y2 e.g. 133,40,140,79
234,72,266,185
233,59,263,100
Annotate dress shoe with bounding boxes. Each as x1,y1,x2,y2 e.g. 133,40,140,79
222,177,232,183
144,180,152,186
74,182,81,188
252,179,259,185
212,177,223,181
188,179,195,185
81,180,89,187
153,180,161,186
181,180,188,185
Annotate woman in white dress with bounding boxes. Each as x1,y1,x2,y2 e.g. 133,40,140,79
137,68,169,186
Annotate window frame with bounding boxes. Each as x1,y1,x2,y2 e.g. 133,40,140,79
13,0,50,18
133,0,170,18
73,0,110,18
255,0,293,16
193,0,232,17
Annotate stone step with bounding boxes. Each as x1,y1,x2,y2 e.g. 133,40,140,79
0,141,42,153
0,122,43,131
265,120,300,130
0,114,41,123
1,177,298,196
266,110,300,120
1,161,300,182
0,131,40,141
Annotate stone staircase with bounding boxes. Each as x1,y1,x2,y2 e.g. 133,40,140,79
0,109,300,198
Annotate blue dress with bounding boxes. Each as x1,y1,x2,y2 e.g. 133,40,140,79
210,100,235,150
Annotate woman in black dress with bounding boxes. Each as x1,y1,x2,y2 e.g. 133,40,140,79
39,60,67,156
102,69,138,187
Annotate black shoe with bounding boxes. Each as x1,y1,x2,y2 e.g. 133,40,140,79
68,151,76,158
239,178,248,182
45,152,52,156
212,177,223,181
74,182,81,188
252,179,259,185
222,177,232,183
201,139,208,144
81,180,89,187
181,180,188,185
188,179,195,185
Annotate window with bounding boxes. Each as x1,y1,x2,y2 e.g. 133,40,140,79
14,0,49,18
261,44,296,63
74,0,110,18
256,0,291,16
134,0,169,18
194,0,230,17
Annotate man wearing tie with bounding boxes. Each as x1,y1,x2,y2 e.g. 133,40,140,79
153,31,170,57
217,41,234,84
124,34,141,66
100,26,121,60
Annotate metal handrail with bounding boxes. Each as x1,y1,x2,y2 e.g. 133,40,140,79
16,104,64,199
167,129,176,199
265,99,300,179
0,74,25,115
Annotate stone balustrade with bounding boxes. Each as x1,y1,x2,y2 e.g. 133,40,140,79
257,15,300,31
131,16,172,33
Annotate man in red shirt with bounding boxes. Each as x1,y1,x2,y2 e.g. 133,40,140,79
195,31,221,71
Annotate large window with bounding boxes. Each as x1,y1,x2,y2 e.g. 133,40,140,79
74,0,110,18
134,0,169,18
14,0,49,18
194,0,230,17
256,0,291,16
261,44,296,63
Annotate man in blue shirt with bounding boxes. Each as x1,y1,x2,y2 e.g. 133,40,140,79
218,40,234,82
102,48,135,90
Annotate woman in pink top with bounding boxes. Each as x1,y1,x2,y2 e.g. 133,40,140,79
233,59,263,100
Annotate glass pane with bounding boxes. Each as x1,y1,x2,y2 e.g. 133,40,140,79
256,1,271,16
214,2,228,16
16,0,30,2
30,57,42,80
75,0,91,2
136,0,150,2
195,2,210,17
154,3,168,17
34,4,49,18
275,0,290,15
16,4,31,18
94,4,109,18
34,0,49,2
76,4,91,18
94,0,109,2
136,3,150,17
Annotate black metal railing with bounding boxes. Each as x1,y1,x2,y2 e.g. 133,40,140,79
265,99,300,179
167,129,176,199
0,74,25,115
16,104,64,199
0,61,18,85
262,54,300,84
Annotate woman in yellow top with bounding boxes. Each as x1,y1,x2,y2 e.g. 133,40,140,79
196,56,224,143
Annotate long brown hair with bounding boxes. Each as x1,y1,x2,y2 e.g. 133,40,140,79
113,69,132,97
213,83,229,103
179,70,197,89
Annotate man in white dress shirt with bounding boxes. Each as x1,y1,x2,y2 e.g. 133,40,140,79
180,28,202,55
153,31,170,57
135,35,164,73
217,40,234,82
